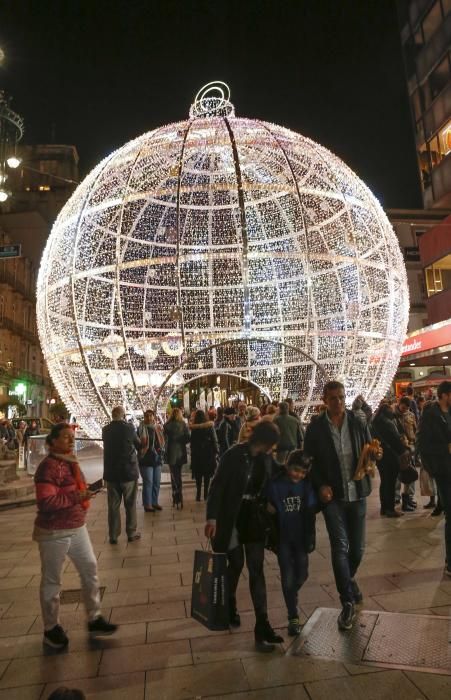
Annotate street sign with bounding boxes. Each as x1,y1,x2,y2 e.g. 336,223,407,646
0,244,21,259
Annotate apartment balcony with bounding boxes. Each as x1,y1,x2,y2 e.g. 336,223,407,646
0,315,39,345
0,269,35,303
419,81,451,142
416,12,451,84
429,153,451,207
427,288,451,324
406,0,435,31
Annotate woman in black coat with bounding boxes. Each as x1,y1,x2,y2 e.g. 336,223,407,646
371,402,409,518
189,410,219,501
163,408,190,509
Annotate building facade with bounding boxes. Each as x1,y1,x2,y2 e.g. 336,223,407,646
0,226,52,416
387,207,450,331
0,144,78,418
397,0,451,208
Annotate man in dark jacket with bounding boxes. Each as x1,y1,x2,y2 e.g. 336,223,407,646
205,421,283,652
217,409,233,455
273,401,303,462
304,380,380,631
417,380,451,576
102,406,141,544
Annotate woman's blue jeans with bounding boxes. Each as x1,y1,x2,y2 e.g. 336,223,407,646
139,465,161,507
322,498,366,604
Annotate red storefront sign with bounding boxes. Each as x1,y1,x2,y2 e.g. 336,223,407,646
401,321,451,357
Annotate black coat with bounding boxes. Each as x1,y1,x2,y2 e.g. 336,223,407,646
190,423,218,478
371,412,406,471
417,402,451,477
206,443,276,552
102,420,141,482
163,419,190,466
304,409,372,502
216,419,232,456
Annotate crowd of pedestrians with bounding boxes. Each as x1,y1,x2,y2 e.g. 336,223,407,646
30,378,451,657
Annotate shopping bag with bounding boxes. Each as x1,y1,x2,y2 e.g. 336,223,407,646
419,467,434,497
191,548,229,630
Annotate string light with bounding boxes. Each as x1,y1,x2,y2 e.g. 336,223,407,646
37,82,409,437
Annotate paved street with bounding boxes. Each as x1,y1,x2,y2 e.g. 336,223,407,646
0,480,450,699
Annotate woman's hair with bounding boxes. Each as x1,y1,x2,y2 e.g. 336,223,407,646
245,406,260,422
47,688,86,700
193,409,207,424
169,407,183,421
248,420,279,446
376,401,393,418
45,422,70,447
286,449,312,471
215,406,224,421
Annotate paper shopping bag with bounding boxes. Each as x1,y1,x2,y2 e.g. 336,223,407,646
191,548,229,631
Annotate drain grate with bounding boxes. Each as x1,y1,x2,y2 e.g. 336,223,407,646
60,586,105,605
289,607,451,675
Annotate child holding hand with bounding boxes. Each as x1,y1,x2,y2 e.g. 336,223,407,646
266,450,317,636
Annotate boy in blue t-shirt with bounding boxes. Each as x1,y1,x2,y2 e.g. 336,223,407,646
266,449,316,636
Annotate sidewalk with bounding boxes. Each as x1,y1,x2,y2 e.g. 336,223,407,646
0,482,450,699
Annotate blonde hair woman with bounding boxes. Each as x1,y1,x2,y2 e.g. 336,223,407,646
238,406,261,442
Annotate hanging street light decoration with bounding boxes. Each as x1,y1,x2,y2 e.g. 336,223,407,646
37,82,409,437
0,89,24,202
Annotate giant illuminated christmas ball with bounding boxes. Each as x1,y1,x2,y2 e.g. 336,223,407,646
37,82,409,437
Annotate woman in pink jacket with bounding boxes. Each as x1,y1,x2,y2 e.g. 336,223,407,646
33,423,117,650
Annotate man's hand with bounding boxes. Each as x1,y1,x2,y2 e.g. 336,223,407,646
319,485,333,504
204,522,216,539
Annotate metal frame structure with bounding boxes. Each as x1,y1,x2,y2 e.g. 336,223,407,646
37,82,409,438
152,337,328,412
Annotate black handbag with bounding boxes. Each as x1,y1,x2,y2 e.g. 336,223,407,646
398,464,419,484
236,498,273,544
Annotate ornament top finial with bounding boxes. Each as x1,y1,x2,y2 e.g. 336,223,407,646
189,81,235,119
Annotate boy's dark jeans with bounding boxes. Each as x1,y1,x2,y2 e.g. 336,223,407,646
322,498,366,604
277,540,308,619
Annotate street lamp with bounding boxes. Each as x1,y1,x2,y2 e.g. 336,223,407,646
6,155,21,169
0,89,24,202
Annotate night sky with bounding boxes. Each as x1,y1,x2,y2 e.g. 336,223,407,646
0,0,422,209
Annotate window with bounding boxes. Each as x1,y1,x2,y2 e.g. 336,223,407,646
422,2,442,42
427,119,451,168
425,253,451,295
418,142,431,187
429,54,450,100
440,119,451,155
412,88,423,120
429,134,442,166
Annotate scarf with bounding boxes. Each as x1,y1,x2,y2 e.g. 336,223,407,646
50,451,90,510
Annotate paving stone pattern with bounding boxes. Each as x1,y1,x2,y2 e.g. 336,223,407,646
0,481,449,698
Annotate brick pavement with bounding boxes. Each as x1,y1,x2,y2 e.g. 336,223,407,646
0,481,450,698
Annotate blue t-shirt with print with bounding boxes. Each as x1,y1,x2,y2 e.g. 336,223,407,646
266,474,316,543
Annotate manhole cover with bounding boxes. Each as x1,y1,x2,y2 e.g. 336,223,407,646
60,586,105,605
365,612,451,671
289,607,451,675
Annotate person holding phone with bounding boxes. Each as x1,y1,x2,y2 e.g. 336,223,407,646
33,423,117,650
